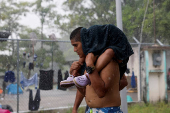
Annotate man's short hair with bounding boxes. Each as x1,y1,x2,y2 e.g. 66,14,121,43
70,27,83,42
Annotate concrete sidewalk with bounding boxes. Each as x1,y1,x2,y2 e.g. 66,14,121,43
0,88,86,112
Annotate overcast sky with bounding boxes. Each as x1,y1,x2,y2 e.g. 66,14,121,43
16,0,68,39
18,0,66,29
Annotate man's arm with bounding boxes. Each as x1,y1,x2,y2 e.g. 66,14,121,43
87,69,128,98
85,48,121,98
85,48,124,98
119,74,128,91
86,59,120,98
72,89,85,113
70,60,86,113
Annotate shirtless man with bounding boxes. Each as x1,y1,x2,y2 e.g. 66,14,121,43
70,39,124,113
71,60,124,113
67,24,133,113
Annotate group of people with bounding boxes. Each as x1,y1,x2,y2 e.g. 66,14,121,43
60,24,134,113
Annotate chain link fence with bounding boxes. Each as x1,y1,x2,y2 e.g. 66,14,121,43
0,38,86,112
0,38,170,112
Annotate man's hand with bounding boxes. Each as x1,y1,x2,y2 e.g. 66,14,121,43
71,61,83,70
71,70,81,77
70,61,83,76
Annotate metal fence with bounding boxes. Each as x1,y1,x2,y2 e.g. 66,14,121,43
0,38,170,113
0,38,86,113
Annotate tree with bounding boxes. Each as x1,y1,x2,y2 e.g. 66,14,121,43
0,0,30,72
0,0,66,77
55,0,116,38
56,0,170,44
30,0,57,48
18,27,66,78
123,0,170,43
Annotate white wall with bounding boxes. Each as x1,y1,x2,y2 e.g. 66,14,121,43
127,47,139,77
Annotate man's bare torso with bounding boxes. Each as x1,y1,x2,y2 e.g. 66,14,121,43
85,60,121,108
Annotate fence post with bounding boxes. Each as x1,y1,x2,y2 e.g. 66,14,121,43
51,42,53,70
116,0,128,113
133,37,141,101
17,39,20,113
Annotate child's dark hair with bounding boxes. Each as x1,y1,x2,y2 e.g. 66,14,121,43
70,27,83,42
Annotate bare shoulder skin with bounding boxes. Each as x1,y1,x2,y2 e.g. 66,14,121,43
85,60,121,108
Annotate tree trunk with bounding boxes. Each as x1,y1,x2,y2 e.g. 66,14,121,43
41,23,44,48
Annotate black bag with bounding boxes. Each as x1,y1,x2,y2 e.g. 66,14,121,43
39,70,54,90
29,89,41,111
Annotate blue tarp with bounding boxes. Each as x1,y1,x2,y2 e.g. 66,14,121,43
127,95,133,102
6,84,23,94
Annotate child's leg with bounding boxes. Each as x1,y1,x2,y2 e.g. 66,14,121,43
74,49,118,88
74,49,127,89
86,48,117,72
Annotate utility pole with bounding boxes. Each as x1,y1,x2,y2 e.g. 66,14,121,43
153,0,156,44
116,0,128,113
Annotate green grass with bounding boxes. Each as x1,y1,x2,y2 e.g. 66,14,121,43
66,107,85,113
26,102,170,113
66,102,170,113
128,102,170,113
